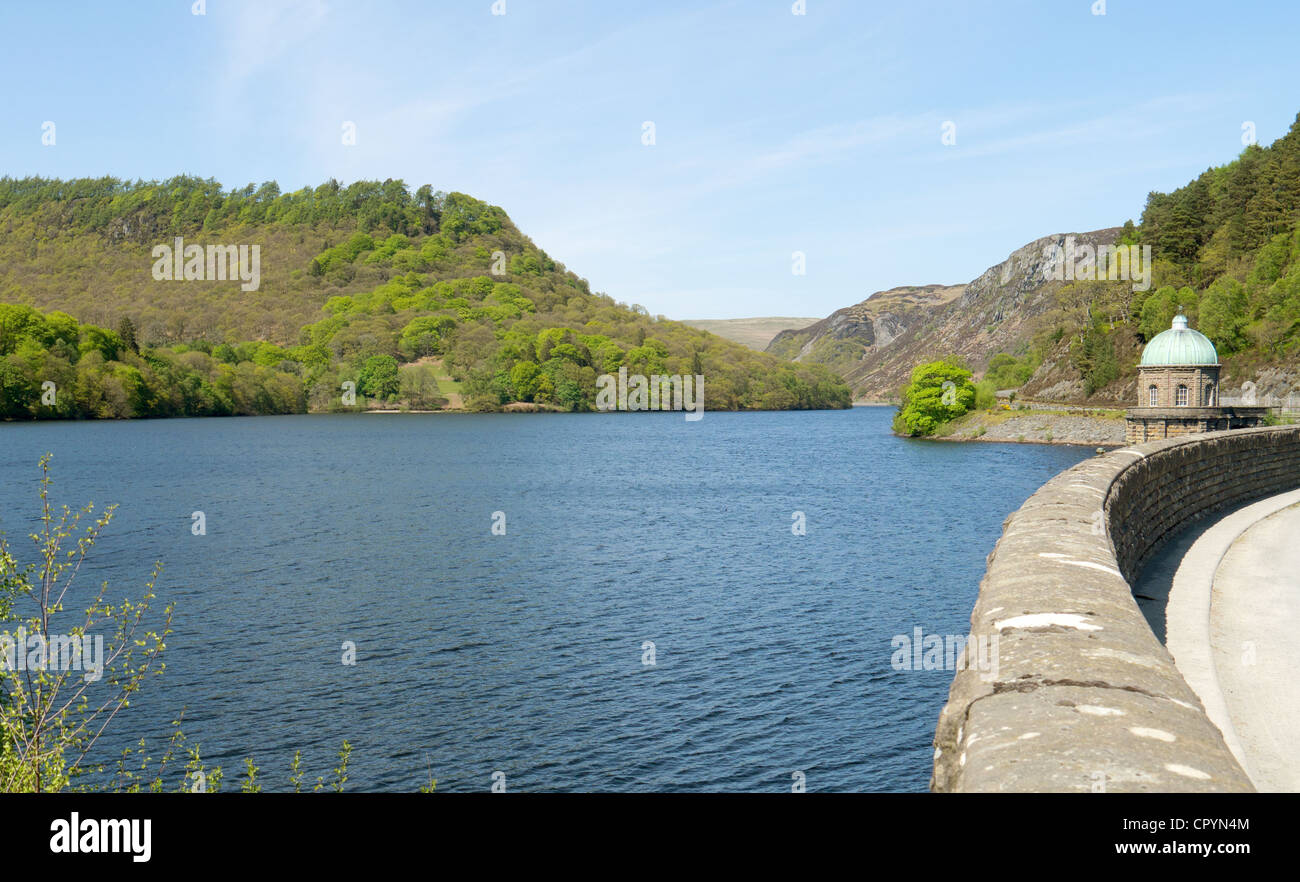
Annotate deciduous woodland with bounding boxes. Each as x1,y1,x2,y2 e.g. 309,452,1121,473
0,178,850,418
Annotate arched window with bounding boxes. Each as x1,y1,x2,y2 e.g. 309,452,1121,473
1206,383,1216,406
1176,385,1188,406
1149,385,1159,406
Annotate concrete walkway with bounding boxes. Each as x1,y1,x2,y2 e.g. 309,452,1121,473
1164,488,1300,792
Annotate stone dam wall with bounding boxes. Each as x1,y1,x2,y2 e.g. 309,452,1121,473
931,424,1300,792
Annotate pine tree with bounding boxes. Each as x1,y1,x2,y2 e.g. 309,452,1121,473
116,316,139,353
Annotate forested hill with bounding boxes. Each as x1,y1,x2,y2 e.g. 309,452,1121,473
1017,110,1300,402
0,177,849,418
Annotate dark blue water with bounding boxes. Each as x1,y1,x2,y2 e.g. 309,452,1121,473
0,408,1092,791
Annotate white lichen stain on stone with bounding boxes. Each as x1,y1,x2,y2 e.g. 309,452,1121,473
1018,732,1040,740
1077,705,1126,716
1046,557,1123,578
1164,763,1212,780
994,612,1103,631
1083,647,1161,669
959,752,967,767
1129,727,1176,742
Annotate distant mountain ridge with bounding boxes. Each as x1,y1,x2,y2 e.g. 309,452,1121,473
683,317,821,350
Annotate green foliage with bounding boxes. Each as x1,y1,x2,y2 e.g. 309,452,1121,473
116,317,139,354
398,315,457,358
1130,113,1300,360
0,176,853,417
0,305,307,418
0,459,405,793
1071,324,1121,396
357,354,400,399
509,361,541,401
1137,285,1199,340
892,359,976,436
1197,277,1249,354
982,352,1039,389
105,717,355,793
1,455,172,792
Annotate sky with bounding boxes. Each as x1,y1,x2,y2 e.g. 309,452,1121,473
2,0,1299,320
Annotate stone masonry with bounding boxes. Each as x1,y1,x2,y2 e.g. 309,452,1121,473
931,425,1300,792
1125,365,1268,442
1125,406,1275,444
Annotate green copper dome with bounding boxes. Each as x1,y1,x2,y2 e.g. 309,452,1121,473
1140,313,1219,366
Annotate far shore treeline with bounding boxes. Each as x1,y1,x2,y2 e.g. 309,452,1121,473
0,177,850,419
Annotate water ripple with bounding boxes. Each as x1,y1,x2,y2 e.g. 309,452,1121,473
0,408,1092,791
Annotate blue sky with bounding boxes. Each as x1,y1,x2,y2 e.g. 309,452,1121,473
2,0,1299,319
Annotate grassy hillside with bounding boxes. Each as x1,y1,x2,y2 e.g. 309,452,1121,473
684,317,821,350
0,177,850,418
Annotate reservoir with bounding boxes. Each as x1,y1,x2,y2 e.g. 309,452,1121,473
0,407,1092,791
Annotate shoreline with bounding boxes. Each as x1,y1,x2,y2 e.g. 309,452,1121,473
924,433,1122,448
929,408,1126,447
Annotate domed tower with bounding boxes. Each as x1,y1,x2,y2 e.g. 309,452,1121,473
1125,311,1268,444
1138,312,1220,409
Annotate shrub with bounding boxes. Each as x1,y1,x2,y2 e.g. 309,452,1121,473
892,359,976,436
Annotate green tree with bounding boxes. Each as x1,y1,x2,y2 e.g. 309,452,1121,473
357,355,400,399
509,361,541,401
399,316,457,358
892,359,976,436
0,455,172,791
1139,286,1198,340
116,317,139,354
1198,277,1249,355
0,358,35,418
1071,325,1119,396
983,352,1037,389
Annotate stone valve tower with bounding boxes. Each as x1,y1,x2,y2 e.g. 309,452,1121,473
1125,312,1270,444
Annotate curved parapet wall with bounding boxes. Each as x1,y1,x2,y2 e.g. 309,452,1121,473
931,425,1300,792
